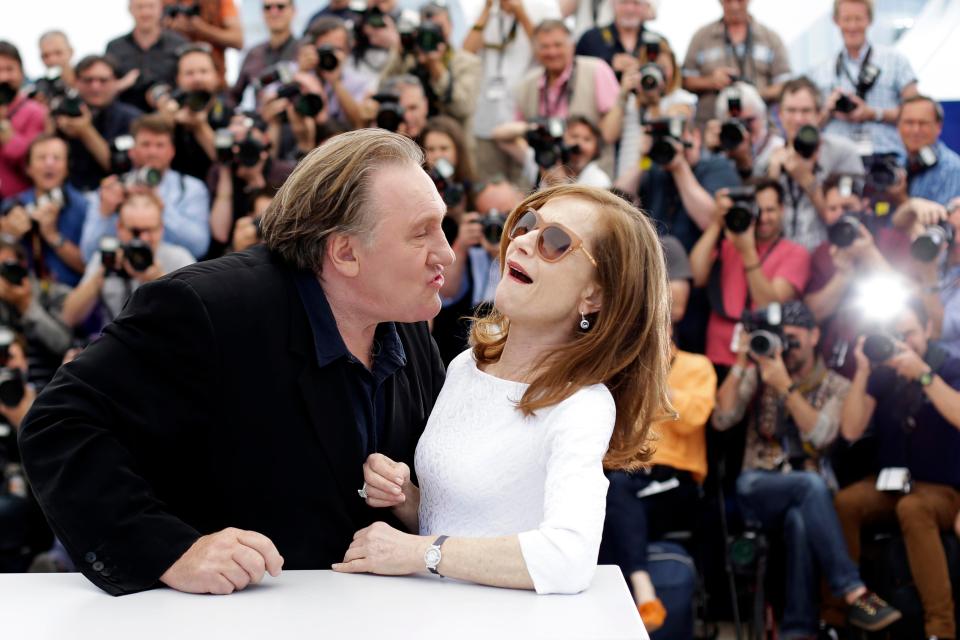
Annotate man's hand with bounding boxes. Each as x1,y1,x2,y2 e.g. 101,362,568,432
726,222,757,258
125,260,164,284
757,350,791,395
0,204,34,240
332,521,428,576
297,42,319,72
116,68,141,93
55,104,95,140
30,198,62,239
160,527,284,595
852,335,871,376
0,273,33,315
361,453,413,509
611,53,640,76
846,95,875,124
417,45,448,82
0,384,36,431
886,340,929,381
781,146,816,186
232,216,260,252
710,66,738,91
663,139,689,174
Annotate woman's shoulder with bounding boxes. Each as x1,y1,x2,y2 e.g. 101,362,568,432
549,383,616,428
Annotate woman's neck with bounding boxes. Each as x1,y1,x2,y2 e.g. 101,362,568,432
485,321,572,382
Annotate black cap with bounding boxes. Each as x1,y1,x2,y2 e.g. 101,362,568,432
781,301,817,329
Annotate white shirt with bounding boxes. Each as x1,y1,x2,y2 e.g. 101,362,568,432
416,350,616,594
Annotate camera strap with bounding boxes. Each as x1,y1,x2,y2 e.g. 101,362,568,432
723,20,753,80
834,46,874,96
707,236,782,322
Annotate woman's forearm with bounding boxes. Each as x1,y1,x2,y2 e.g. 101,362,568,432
434,535,534,590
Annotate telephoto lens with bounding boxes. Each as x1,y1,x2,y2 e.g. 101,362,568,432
482,209,508,245
792,125,820,159
719,120,747,151
911,222,955,263
827,214,861,248
638,63,664,92
862,333,896,363
123,238,154,272
317,45,339,72
723,186,758,233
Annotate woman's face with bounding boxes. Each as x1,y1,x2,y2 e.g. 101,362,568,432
495,196,602,334
424,131,458,169
563,123,598,172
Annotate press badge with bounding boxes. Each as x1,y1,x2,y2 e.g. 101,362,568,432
485,77,508,101
876,467,912,493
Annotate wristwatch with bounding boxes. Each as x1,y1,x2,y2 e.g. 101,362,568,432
424,534,449,576
873,108,884,123
919,369,935,387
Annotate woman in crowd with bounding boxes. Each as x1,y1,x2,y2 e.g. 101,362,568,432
333,184,675,594
422,115,477,216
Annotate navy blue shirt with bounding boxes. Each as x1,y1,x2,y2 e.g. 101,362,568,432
575,23,657,70
294,271,407,457
866,344,960,488
68,100,142,192
639,155,741,252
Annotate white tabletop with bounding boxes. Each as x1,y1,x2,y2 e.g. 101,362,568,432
2,566,648,640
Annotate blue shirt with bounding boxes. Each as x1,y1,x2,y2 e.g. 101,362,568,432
866,345,960,488
294,270,407,457
14,183,88,287
939,263,960,359
907,140,960,206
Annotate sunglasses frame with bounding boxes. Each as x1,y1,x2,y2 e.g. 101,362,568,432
507,209,598,267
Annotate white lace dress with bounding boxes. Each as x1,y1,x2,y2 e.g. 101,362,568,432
415,350,616,594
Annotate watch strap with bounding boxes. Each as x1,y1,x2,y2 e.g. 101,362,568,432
919,369,934,387
427,534,449,575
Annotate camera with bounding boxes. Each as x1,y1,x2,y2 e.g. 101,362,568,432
482,209,508,245
911,221,955,263
317,45,340,72
0,260,28,286
276,82,325,118
643,117,685,166
28,66,68,102
641,31,661,59
406,22,444,55
123,238,154,272
862,332,898,363
428,158,465,208
724,185,758,234
164,3,201,18
0,326,24,407
856,64,880,97
110,135,135,175
741,303,800,358
170,88,213,112
215,129,267,168
50,89,84,118
99,237,121,273
834,93,857,114
862,153,899,193
525,119,579,169
907,145,938,176
256,64,293,89
0,82,16,106
719,89,747,151
359,3,387,28
827,214,861,248
792,124,820,160
372,92,405,132
122,167,163,189
637,63,664,92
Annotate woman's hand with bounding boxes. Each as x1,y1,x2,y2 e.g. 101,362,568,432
361,453,412,508
332,522,431,575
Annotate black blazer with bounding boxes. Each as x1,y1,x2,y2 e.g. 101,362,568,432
19,245,445,595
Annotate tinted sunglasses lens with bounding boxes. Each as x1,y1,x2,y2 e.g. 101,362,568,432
509,210,538,239
539,225,573,261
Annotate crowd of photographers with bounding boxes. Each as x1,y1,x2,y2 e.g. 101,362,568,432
0,0,958,637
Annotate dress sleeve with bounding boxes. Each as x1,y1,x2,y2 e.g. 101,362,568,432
517,386,616,594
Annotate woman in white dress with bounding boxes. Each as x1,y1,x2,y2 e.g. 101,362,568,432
332,184,674,594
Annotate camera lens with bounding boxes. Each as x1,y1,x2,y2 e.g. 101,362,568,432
0,82,16,106
827,215,860,248
294,93,325,117
317,46,339,72
648,138,677,166
749,330,782,357
724,206,754,234
719,121,746,151
376,103,404,132
793,125,820,159
862,334,895,363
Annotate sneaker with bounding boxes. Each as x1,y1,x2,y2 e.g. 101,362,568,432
847,592,902,631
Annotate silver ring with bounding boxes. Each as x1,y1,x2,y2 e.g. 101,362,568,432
357,483,368,500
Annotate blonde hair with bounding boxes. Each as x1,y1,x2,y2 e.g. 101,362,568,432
470,184,675,470
260,130,424,273
834,0,874,21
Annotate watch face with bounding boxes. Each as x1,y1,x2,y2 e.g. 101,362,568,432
424,547,441,567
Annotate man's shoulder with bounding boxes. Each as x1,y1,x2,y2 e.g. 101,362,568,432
687,20,723,48
749,19,785,45
105,33,133,52
108,100,143,122
168,169,208,193
574,55,610,73
937,142,960,168
159,29,189,49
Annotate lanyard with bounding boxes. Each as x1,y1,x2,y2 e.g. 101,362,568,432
723,21,753,79
835,46,873,91
784,175,804,238
539,61,576,119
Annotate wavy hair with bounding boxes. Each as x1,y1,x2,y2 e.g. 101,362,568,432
470,184,675,470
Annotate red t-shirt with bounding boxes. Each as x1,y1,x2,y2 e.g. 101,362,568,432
706,237,811,366
0,94,47,199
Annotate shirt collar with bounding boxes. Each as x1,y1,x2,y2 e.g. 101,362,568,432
293,269,406,370
539,62,574,90
843,42,870,64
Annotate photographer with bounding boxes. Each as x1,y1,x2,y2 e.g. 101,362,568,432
804,174,907,376
379,2,481,138
82,114,210,261
368,74,429,141
682,0,791,130
229,189,273,254
297,17,371,130
897,95,960,206
768,77,864,251
423,115,476,215
712,301,901,638
704,81,778,180
63,192,194,332
433,177,523,365
836,299,960,640
574,0,659,74
464,0,560,184
617,113,740,252
232,0,297,105
56,55,142,193
810,0,917,156
161,0,244,87
345,0,404,91
38,31,76,91
105,0,188,113
0,41,49,200
492,115,611,188
690,179,810,367
2,134,86,286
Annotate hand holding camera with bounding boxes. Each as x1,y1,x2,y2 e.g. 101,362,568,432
756,348,792,395
0,267,32,315
0,203,35,240
710,66,739,91
54,102,94,140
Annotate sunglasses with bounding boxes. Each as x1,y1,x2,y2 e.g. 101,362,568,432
263,3,290,10
508,209,597,266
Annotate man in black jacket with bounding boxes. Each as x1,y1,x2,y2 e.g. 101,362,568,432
18,129,454,596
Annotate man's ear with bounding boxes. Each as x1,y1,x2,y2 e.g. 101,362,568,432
326,232,360,278
579,282,603,316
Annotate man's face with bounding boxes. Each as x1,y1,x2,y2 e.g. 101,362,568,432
315,28,349,55
177,52,218,92
130,0,163,30
755,187,783,242
835,0,870,51
475,182,523,216
783,325,817,374
130,130,175,171
779,89,819,141
423,8,452,41
535,28,574,76
39,34,72,71
894,307,929,360
77,62,118,109
823,187,863,226
263,0,294,34
564,122,598,173
118,200,164,253
721,0,750,23
348,163,454,323
26,138,69,192
613,0,647,30
898,101,941,155
398,85,427,140
0,55,24,90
